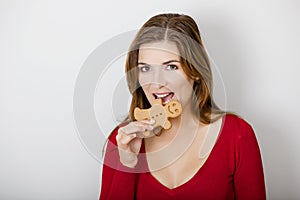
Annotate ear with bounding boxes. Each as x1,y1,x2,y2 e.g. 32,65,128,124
191,76,200,81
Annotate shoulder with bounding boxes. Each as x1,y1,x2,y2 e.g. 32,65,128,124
222,114,256,141
108,126,119,145
219,114,262,161
223,114,253,129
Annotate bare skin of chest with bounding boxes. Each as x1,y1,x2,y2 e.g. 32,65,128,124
145,123,212,189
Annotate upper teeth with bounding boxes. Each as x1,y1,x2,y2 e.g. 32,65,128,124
156,93,169,98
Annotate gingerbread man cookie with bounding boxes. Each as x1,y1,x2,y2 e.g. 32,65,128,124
134,99,182,136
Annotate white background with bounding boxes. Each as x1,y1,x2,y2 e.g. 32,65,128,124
1,0,300,199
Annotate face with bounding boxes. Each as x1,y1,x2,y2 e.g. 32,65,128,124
137,41,195,110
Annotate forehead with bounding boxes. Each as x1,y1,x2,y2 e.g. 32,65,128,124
138,41,180,64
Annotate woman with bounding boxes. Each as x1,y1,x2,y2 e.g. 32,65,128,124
100,13,266,200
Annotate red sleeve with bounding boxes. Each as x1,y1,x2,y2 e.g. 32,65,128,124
99,127,136,200
234,119,266,200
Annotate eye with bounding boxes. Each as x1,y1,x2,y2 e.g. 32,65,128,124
165,64,178,71
139,65,151,72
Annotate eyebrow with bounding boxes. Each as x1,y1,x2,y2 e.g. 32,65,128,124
138,60,180,66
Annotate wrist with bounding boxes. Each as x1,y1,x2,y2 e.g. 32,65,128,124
120,153,138,168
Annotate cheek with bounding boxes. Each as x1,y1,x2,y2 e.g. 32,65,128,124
139,76,152,94
140,84,151,96
175,79,195,100
138,75,147,90
173,74,194,90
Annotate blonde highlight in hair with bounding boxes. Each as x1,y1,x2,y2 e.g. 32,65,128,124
125,13,225,124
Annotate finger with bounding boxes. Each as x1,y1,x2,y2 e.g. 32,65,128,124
131,137,142,151
120,122,153,135
137,126,163,138
118,150,138,168
132,120,155,132
118,126,145,137
135,119,155,126
115,133,123,143
136,130,154,138
116,128,137,147
120,133,137,145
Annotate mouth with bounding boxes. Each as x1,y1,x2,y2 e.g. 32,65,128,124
153,92,174,105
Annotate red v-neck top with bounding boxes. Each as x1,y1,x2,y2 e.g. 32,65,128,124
100,114,266,200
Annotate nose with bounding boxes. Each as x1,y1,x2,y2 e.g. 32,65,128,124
152,67,166,87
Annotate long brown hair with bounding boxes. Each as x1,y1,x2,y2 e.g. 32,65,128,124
125,13,225,124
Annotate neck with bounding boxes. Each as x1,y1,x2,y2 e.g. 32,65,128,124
168,104,202,132
145,106,203,151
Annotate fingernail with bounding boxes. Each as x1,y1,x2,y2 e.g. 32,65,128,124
150,119,155,124
147,125,154,130
131,133,137,138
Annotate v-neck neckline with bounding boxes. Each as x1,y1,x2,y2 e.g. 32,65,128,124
142,115,226,192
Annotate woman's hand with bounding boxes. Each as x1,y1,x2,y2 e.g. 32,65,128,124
116,120,155,168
